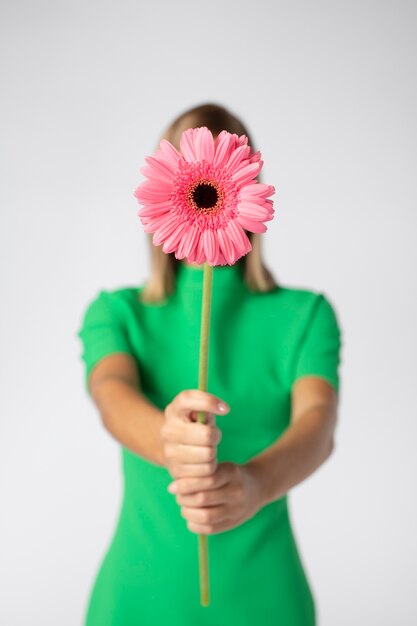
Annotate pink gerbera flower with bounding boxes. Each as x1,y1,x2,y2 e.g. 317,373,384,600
134,126,275,266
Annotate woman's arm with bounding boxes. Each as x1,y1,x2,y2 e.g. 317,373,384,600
88,353,167,467
246,375,338,507
167,375,339,536
87,353,228,477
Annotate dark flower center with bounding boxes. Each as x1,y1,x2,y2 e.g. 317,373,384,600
192,183,218,209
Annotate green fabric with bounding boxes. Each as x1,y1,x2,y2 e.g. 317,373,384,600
77,261,342,626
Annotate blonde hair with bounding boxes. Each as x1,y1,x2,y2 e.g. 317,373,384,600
139,102,278,303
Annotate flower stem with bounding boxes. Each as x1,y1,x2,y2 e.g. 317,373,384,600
196,261,213,607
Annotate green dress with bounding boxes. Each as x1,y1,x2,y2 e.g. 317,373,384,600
77,260,341,626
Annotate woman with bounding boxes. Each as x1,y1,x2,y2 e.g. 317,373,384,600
77,102,342,626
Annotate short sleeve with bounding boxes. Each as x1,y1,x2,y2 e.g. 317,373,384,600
291,293,342,393
76,290,135,395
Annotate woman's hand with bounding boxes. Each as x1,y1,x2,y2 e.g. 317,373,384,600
160,389,230,480
167,461,264,535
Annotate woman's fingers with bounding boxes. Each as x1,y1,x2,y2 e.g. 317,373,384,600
168,462,231,495
167,389,230,422
161,419,222,447
164,442,217,464
161,389,231,480
180,503,231,525
170,463,258,535
168,461,218,479
190,410,216,426
175,484,231,507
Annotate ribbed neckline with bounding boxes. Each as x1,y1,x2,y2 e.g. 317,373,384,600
175,261,246,291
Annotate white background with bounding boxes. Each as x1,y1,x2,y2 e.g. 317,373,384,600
1,1,416,624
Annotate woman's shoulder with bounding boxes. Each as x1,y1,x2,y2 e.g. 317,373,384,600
260,282,331,308
273,283,322,301
258,283,340,330
80,284,145,322
276,284,333,304
106,284,144,299
89,284,145,303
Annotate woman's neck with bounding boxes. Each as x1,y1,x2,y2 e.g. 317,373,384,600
179,260,204,270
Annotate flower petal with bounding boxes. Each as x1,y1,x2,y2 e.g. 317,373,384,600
134,180,172,203
176,223,200,259
194,127,215,162
144,155,177,182
194,233,206,265
215,249,228,266
225,145,251,172
138,201,173,218
180,128,198,163
140,165,173,185
235,215,268,233
217,227,238,265
142,210,175,234
240,183,275,199
238,201,272,220
153,213,182,246
263,199,274,211
231,161,263,186
159,139,182,168
202,228,219,265
213,131,235,168
162,219,190,254
225,219,252,258
249,150,261,163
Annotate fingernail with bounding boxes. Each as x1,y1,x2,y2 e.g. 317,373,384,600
217,401,230,413
167,482,177,493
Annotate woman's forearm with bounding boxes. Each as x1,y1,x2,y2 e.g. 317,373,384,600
246,404,336,507
90,377,335,500
91,378,167,468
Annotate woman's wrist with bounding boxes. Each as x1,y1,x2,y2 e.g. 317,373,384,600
245,457,282,508
245,404,336,508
